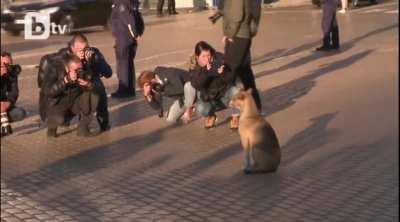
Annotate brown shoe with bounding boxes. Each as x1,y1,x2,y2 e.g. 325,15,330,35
230,116,239,130
204,115,217,129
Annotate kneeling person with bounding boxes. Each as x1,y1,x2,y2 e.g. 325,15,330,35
1,52,26,137
138,67,195,123
42,54,98,137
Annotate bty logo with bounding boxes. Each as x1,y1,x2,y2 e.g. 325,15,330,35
16,12,69,40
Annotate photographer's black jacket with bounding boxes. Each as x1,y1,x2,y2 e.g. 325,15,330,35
0,73,19,105
41,60,83,102
148,66,190,111
57,47,112,79
189,52,234,101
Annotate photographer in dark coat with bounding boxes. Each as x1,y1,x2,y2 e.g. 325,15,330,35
189,41,240,129
1,52,26,137
56,34,112,131
38,34,112,132
42,54,98,138
138,67,196,123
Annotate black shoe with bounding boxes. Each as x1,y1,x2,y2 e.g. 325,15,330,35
47,128,57,138
111,90,136,99
169,11,178,15
77,128,100,137
331,45,340,50
316,46,331,51
100,122,111,132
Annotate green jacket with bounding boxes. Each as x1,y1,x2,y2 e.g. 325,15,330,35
222,0,261,39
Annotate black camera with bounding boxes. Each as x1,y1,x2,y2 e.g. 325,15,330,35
150,82,165,94
1,112,12,137
77,68,92,81
209,12,223,24
7,64,22,76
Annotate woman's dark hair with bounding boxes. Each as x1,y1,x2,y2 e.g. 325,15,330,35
1,51,12,58
194,41,216,57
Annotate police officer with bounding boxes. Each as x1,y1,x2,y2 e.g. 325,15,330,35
111,0,143,98
317,0,340,51
157,0,178,17
55,34,112,131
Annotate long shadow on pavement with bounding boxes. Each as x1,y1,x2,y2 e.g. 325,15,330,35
0,49,379,221
254,23,397,79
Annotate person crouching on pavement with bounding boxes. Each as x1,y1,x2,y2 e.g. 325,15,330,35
56,33,113,132
188,41,240,129
317,0,340,51
138,67,196,124
0,51,26,137
42,54,99,138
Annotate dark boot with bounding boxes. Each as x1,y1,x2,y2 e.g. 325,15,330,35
157,0,164,16
47,127,57,138
316,35,331,51
97,115,110,132
77,115,98,137
331,26,340,50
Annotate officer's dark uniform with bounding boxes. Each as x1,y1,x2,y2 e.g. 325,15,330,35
157,0,177,16
56,47,112,130
111,0,141,98
317,0,340,51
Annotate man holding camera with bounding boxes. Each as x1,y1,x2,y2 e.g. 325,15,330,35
0,52,26,137
42,54,98,138
138,67,195,123
53,34,112,131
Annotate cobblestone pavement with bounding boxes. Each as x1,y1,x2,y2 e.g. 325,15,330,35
1,2,399,222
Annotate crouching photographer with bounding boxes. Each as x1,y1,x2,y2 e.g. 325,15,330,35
1,52,26,137
55,34,112,131
138,67,196,124
42,54,98,138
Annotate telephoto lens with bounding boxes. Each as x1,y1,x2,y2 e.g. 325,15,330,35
0,112,12,137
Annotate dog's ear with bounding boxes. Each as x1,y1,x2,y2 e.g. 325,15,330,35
245,88,253,95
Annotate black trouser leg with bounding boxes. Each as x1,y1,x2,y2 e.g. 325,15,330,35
331,14,340,49
225,37,262,110
115,41,137,94
157,0,165,14
239,64,262,110
93,79,109,128
127,43,137,94
168,0,176,13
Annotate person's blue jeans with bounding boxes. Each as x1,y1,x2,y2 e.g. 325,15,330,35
196,85,240,118
8,106,26,122
166,82,197,123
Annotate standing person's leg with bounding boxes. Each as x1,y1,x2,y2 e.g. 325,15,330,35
227,37,262,110
331,13,340,49
114,40,131,95
317,3,335,51
127,42,137,95
157,0,165,16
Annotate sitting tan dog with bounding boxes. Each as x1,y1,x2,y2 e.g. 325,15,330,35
230,89,281,174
